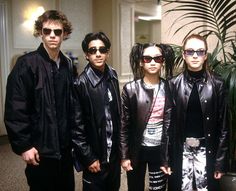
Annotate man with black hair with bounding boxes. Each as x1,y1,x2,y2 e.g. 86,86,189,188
72,32,121,191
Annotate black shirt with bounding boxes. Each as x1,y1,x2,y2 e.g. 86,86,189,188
51,55,71,150
185,69,204,138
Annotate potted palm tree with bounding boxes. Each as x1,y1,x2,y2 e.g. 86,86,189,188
162,0,236,189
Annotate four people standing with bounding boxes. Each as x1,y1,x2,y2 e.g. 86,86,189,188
4,10,75,191
168,34,229,191
4,8,229,191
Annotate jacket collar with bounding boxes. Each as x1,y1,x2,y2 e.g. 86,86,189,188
37,43,53,62
37,43,73,80
184,69,208,84
37,43,68,63
85,63,118,87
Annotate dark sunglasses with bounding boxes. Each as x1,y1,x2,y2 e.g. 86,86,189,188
184,49,206,56
42,28,63,36
142,55,164,63
87,47,108,55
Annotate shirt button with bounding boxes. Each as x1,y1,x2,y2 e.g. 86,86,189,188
208,151,211,154
204,100,207,103
208,134,211,137
206,117,210,120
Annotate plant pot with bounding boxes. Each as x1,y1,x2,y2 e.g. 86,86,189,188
220,172,236,191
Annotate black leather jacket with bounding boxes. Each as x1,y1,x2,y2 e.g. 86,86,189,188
120,79,172,167
4,43,74,159
168,70,229,191
72,64,121,167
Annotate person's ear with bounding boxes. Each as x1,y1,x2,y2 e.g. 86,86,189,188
63,32,68,40
106,50,110,58
85,53,89,61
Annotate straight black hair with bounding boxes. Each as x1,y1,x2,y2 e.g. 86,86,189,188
81,32,111,53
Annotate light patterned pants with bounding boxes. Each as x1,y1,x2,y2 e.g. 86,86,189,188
182,144,208,191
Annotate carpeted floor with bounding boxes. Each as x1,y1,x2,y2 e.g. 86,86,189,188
0,136,139,191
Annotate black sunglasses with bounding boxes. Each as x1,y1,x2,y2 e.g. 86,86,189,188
142,55,164,63
184,49,206,56
87,47,108,55
42,28,63,36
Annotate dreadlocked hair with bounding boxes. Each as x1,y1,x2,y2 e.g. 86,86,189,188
129,43,175,80
129,43,144,80
159,43,175,79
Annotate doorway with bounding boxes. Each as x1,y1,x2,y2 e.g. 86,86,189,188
134,0,162,44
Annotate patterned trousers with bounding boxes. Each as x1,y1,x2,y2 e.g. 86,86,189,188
182,144,208,191
127,161,167,191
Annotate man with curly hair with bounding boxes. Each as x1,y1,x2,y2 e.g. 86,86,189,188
4,10,75,191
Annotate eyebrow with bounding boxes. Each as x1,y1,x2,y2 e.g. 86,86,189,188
185,48,206,50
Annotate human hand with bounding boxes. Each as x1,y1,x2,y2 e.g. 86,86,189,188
160,166,172,175
88,160,101,173
214,171,224,179
121,159,133,171
21,147,40,165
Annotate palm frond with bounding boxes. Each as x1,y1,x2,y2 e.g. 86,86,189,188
169,44,184,74
163,0,236,44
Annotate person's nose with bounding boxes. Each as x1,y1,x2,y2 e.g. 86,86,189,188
49,31,56,37
192,51,198,57
150,59,156,64
95,50,101,56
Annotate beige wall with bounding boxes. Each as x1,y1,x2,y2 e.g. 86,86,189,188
0,0,93,135
161,2,194,46
161,1,236,53
92,0,113,70
93,0,112,37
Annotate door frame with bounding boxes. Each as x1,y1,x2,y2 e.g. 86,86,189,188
0,1,10,135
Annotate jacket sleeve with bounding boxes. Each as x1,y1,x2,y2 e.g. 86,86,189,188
71,78,98,167
160,81,173,167
4,57,34,155
120,85,131,160
214,78,229,172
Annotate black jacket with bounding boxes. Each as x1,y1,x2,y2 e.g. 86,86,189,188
168,70,229,191
120,79,172,167
4,43,74,159
72,64,121,167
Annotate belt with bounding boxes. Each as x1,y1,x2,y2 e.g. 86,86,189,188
185,137,205,148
